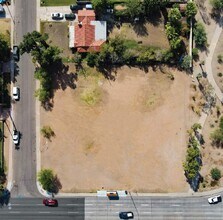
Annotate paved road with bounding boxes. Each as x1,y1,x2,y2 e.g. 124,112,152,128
11,0,39,197
1,196,223,220
0,198,84,220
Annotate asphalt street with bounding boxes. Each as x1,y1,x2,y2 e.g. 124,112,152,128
84,196,223,220
0,195,222,220
0,198,85,220
11,0,38,197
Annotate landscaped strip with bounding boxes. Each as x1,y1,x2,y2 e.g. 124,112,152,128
40,0,76,6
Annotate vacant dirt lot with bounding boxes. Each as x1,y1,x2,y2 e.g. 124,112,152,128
110,20,169,49
41,66,195,193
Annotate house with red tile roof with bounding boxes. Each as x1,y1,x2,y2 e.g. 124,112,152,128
69,9,107,53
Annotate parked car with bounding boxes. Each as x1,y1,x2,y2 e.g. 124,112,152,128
13,130,20,145
51,13,63,19
208,195,222,204
12,86,20,101
65,13,76,20
119,211,134,219
13,46,20,61
86,4,93,9
70,4,82,11
43,198,58,207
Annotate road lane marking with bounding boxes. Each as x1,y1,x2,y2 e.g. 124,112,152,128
171,204,180,206
141,204,149,206
114,204,123,206
68,211,79,214
142,211,151,214
85,204,93,206
38,211,51,214
9,211,20,214
85,211,94,214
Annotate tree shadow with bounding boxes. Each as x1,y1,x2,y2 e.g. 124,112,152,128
132,22,148,37
52,175,62,194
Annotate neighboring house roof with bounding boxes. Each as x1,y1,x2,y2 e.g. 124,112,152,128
69,9,107,52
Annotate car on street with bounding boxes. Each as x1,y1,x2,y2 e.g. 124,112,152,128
13,46,20,61
119,211,134,219
65,13,76,20
13,130,20,145
70,4,82,11
51,13,63,19
208,195,222,204
12,86,20,101
43,198,58,207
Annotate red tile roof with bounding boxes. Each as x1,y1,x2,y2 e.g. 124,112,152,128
74,9,105,52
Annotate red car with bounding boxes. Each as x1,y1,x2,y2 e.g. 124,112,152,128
43,198,58,207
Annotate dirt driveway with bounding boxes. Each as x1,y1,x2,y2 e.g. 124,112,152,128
41,66,195,193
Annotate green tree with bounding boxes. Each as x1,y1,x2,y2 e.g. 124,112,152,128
86,52,98,67
0,33,10,61
181,55,191,71
210,128,223,145
38,169,55,192
19,31,49,54
168,8,182,25
169,37,183,51
91,0,107,15
165,23,179,40
211,167,221,181
185,2,197,19
35,88,50,102
194,22,207,48
41,126,55,139
98,36,127,65
143,0,169,14
210,0,223,10
126,0,144,20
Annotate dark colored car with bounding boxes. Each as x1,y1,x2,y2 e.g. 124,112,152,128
65,13,76,20
43,198,58,207
13,46,20,61
70,4,82,11
119,211,134,219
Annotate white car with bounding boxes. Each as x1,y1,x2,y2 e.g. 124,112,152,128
51,13,63,19
13,130,20,145
208,195,221,204
12,86,20,101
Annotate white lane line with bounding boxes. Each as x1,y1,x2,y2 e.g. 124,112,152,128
9,211,21,214
66,204,80,206
171,204,180,207
141,204,149,206
68,211,79,214
114,204,123,206
174,212,183,214
85,204,93,206
85,211,94,214
142,211,151,214
39,211,51,214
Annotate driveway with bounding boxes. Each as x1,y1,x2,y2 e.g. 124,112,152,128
38,6,76,22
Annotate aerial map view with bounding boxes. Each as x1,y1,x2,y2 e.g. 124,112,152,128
0,0,223,219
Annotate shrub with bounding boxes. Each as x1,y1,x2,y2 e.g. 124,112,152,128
181,55,192,71
217,72,223,77
211,167,221,181
192,48,199,59
41,126,55,139
217,54,223,63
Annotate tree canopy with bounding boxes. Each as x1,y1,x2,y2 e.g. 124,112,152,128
0,33,10,61
194,22,207,48
185,1,197,19
210,0,223,10
38,169,55,192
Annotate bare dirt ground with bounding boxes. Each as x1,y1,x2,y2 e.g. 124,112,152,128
0,19,11,35
110,20,169,49
41,66,195,193
200,99,223,191
41,22,72,58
